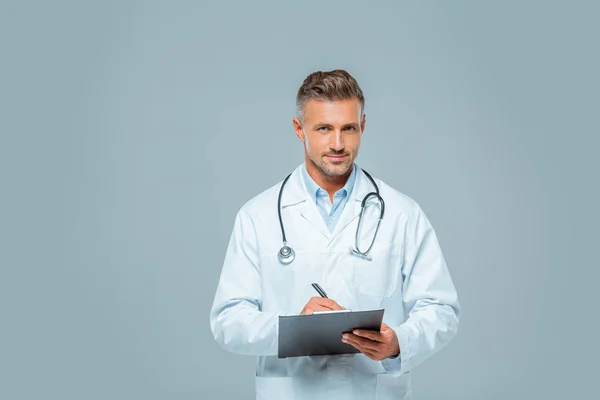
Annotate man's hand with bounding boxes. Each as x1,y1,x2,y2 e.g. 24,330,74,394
300,297,345,315
341,323,400,361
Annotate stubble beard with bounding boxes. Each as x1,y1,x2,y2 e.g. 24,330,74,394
311,153,354,178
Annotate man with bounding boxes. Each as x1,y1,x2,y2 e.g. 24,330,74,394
210,69,460,399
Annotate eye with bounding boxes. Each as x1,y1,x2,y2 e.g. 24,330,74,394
317,126,328,132
345,126,356,131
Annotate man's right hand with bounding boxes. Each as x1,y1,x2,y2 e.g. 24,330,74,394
300,297,345,315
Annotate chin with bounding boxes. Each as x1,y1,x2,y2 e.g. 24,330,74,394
321,161,352,177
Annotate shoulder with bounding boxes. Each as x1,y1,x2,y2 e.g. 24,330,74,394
369,174,425,222
234,177,285,221
235,163,304,219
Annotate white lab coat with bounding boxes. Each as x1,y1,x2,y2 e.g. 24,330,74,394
210,164,460,400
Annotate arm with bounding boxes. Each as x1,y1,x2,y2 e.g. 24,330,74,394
380,205,460,375
209,208,281,356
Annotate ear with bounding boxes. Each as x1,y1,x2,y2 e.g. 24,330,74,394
360,113,366,133
292,117,305,142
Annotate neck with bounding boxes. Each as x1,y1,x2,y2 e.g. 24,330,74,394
305,158,353,199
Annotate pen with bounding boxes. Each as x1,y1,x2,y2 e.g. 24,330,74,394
311,283,328,298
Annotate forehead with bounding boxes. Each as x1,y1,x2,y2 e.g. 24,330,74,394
303,98,362,123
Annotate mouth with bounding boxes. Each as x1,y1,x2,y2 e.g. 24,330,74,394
325,154,347,161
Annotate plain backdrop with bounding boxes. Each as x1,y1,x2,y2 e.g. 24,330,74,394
1,1,598,399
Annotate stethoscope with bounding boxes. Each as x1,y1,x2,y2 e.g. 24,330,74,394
277,168,385,265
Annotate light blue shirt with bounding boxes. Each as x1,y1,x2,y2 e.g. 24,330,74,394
301,163,357,232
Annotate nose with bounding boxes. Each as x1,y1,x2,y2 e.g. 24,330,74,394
329,130,344,151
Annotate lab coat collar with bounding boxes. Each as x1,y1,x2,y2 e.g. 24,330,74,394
279,163,371,207
279,163,376,243
351,166,377,202
279,164,308,208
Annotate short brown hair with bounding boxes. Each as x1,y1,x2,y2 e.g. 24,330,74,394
296,69,365,122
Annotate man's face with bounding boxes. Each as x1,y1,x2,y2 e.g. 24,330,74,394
293,98,365,177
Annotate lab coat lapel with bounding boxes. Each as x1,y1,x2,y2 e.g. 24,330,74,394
300,199,331,241
280,164,330,242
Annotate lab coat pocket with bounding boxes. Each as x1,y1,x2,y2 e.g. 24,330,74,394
376,372,411,399
352,244,403,298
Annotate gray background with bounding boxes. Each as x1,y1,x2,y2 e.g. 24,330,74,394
1,1,598,399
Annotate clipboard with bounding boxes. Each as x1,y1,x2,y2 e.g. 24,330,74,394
277,309,385,358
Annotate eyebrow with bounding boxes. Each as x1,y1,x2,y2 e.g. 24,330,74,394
312,122,359,129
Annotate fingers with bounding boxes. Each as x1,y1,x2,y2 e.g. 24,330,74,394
343,336,384,361
312,297,345,310
342,333,381,353
301,297,345,314
338,324,398,361
345,340,380,360
351,329,383,342
300,307,313,315
360,349,379,360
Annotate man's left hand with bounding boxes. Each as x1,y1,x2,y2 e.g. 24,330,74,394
341,323,400,361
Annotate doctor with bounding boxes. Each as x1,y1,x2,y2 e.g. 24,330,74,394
210,69,460,400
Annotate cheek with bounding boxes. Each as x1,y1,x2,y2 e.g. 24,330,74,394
349,137,361,152
305,136,324,154
303,137,313,152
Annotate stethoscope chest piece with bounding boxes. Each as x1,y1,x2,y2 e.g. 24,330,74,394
278,245,295,264
349,246,373,261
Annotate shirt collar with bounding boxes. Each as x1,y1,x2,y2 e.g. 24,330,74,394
301,162,357,202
